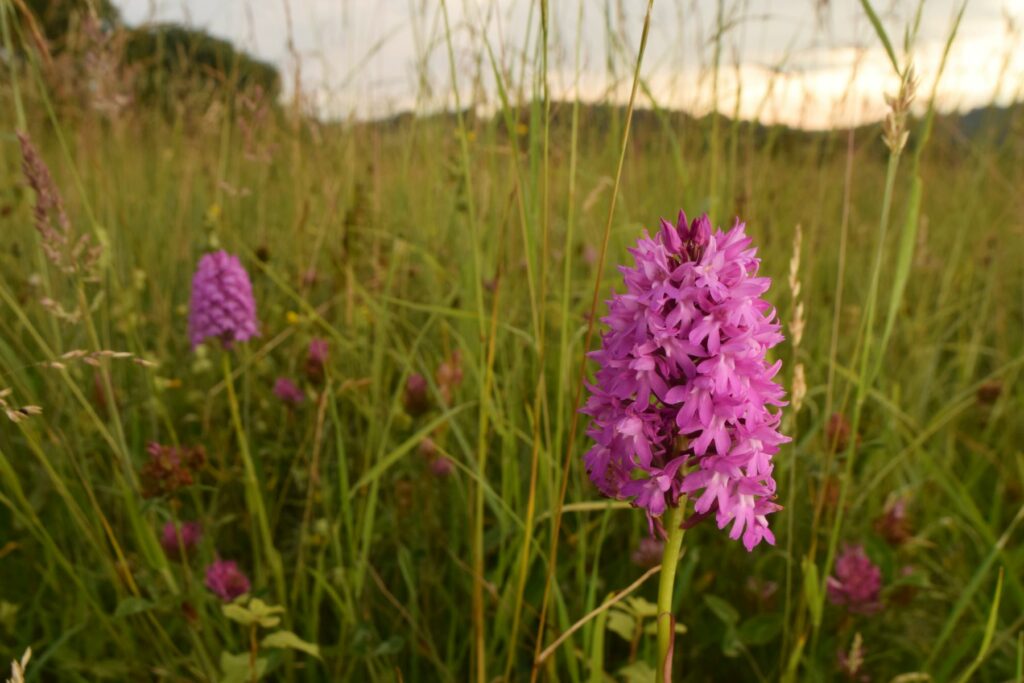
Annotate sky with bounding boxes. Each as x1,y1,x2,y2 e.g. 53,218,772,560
115,0,1024,129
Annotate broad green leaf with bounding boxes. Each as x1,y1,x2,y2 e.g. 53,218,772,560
618,660,656,683
703,595,739,626
220,652,267,683
643,621,687,635
113,597,154,619
802,557,822,628
262,630,322,659
739,613,782,646
606,610,635,642
222,598,285,628
625,596,658,618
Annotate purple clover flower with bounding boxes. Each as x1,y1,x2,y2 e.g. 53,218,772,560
160,520,202,558
630,537,665,568
827,544,883,614
187,251,260,349
582,211,787,550
308,338,329,365
273,377,305,405
204,559,251,602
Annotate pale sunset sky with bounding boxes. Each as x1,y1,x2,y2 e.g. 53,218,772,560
115,0,1024,129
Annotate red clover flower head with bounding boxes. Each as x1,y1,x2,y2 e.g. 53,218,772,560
273,377,305,405
160,520,202,558
140,442,206,498
305,338,329,383
582,211,787,550
204,559,251,602
827,544,883,614
188,251,260,349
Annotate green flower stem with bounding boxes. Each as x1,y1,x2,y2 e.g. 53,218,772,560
657,505,687,675
223,352,286,607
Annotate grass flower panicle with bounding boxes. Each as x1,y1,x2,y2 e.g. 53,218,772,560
187,251,260,349
583,211,787,550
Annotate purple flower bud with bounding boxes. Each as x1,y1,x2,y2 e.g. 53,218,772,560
404,373,430,416
827,544,882,614
431,456,454,477
308,338,329,365
160,520,202,558
204,559,251,602
305,338,329,384
188,251,260,349
582,211,787,550
274,377,304,405
630,537,664,568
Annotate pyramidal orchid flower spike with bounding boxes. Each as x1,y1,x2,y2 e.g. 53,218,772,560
583,210,788,551
584,210,787,676
188,251,260,349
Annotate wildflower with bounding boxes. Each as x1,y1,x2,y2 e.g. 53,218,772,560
436,351,463,405
187,251,260,349
160,521,203,558
305,338,329,384
418,437,438,459
827,544,882,614
873,498,911,546
404,373,430,416
582,211,787,550
273,377,304,405
431,456,454,477
630,537,664,569
140,442,205,498
204,559,251,602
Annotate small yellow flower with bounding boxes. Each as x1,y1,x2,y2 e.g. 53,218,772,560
286,311,301,325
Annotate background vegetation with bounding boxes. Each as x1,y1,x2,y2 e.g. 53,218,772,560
0,0,1022,681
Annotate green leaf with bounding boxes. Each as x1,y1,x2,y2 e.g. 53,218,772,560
372,635,404,656
703,595,739,626
738,613,782,646
220,652,267,683
262,630,322,659
625,596,658,618
222,603,258,626
618,661,656,683
802,557,822,628
642,621,687,635
858,0,901,74
222,598,285,628
113,597,154,619
606,609,635,642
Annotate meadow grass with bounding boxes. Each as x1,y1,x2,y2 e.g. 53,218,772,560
1,1,1023,681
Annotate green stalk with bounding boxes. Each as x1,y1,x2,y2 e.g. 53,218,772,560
657,505,686,676
223,352,286,606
